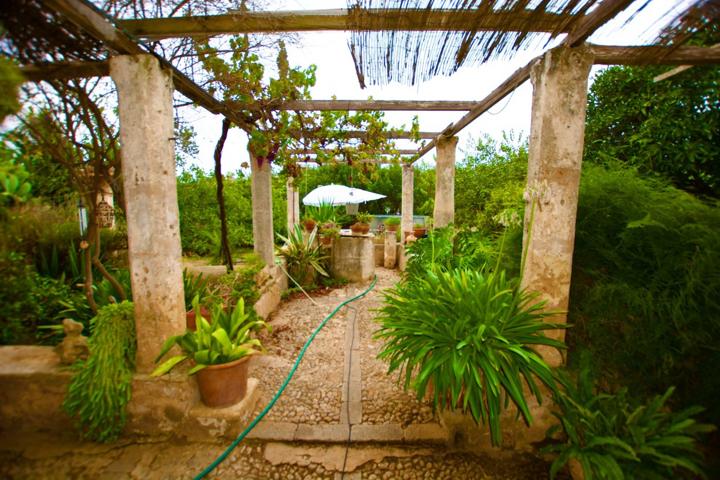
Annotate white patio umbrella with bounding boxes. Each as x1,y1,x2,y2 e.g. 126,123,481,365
302,184,385,207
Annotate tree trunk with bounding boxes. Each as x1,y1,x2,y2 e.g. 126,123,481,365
214,118,234,272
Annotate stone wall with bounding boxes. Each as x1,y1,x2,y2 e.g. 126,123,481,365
0,346,260,442
331,236,375,282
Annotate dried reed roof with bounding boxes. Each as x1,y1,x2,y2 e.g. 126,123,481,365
346,0,720,87
0,0,106,63
347,0,604,87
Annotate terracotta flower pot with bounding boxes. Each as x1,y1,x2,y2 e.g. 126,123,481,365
351,222,370,235
195,356,250,408
413,227,427,238
303,219,317,232
386,224,399,232
186,306,211,331
320,235,333,246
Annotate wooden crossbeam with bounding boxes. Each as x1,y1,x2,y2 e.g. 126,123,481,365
276,99,477,111
19,45,720,84
287,148,418,156
290,130,438,139
118,9,575,40
43,0,247,124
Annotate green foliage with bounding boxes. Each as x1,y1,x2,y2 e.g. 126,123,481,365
384,216,400,227
64,301,136,442
355,212,373,224
569,163,720,423
211,253,264,310
0,55,23,123
152,296,268,376
177,167,287,256
276,225,328,289
376,266,564,446
547,365,715,479
183,269,211,309
585,63,720,197
404,226,521,280
455,133,528,232
304,202,340,225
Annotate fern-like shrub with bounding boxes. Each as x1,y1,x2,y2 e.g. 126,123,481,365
64,301,136,442
375,267,564,446
546,366,715,479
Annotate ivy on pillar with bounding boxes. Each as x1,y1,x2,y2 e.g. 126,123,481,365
401,163,414,243
109,55,185,373
251,153,275,266
521,45,594,367
434,136,458,228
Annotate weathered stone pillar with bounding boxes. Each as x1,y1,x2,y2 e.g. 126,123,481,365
384,232,397,269
110,55,185,373
401,163,414,243
521,45,593,367
286,176,300,235
251,152,274,266
433,136,458,228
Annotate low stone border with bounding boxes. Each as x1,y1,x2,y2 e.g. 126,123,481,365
246,421,447,444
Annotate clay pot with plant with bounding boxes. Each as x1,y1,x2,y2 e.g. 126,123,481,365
320,225,340,246
152,296,269,408
413,222,427,238
302,215,317,233
384,217,401,232
351,212,373,235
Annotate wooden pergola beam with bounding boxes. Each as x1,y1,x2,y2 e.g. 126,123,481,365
43,0,247,125
118,9,575,40
276,99,477,111
287,148,419,156
290,130,438,140
19,45,720,85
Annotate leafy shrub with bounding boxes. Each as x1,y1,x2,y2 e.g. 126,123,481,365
569,163,720,423
376,266,564,446
546,365,715,479
212,253,264,311
64,301,136,442
404,226,521,280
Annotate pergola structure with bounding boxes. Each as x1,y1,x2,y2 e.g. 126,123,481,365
3,0,719,376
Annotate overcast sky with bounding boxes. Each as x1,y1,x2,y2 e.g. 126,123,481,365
181,0,691,174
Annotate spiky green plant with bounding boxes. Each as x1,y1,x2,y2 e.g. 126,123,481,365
375,267,564,446
546,366,715,479
276,224,328,288
152,296,269,376
63,301,135,442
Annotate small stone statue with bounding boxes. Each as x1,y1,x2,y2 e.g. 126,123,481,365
54,319,90,365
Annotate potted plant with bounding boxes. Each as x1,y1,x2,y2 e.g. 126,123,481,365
183,269,214,330
319,225,340,246
351,212,373,235
302,215,317,233
384,216,401,232
152,296,269,408
276,225,329,288
413,222,427,238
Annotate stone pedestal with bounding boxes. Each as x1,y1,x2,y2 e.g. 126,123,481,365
251,152,274,266
331,236,375,282
521,45,593,367
434,136,458,228
401,164,414,243
109,54,185,372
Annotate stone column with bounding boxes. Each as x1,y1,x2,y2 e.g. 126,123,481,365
433,136,458,228
251,152,274,266
109,55,185,373
286,176,300,235
401,163,414,243
520,45,593,367
384,232,397,269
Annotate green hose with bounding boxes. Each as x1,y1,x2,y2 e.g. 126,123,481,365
195,275,378,479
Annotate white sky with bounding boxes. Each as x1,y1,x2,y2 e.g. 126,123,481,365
181,0,691,174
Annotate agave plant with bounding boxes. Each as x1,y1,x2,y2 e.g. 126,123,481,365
151,296,268,376
276,224,328,288
546,365,715,479
375,266,565,446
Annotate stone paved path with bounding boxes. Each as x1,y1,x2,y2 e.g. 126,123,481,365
0,268,557,479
